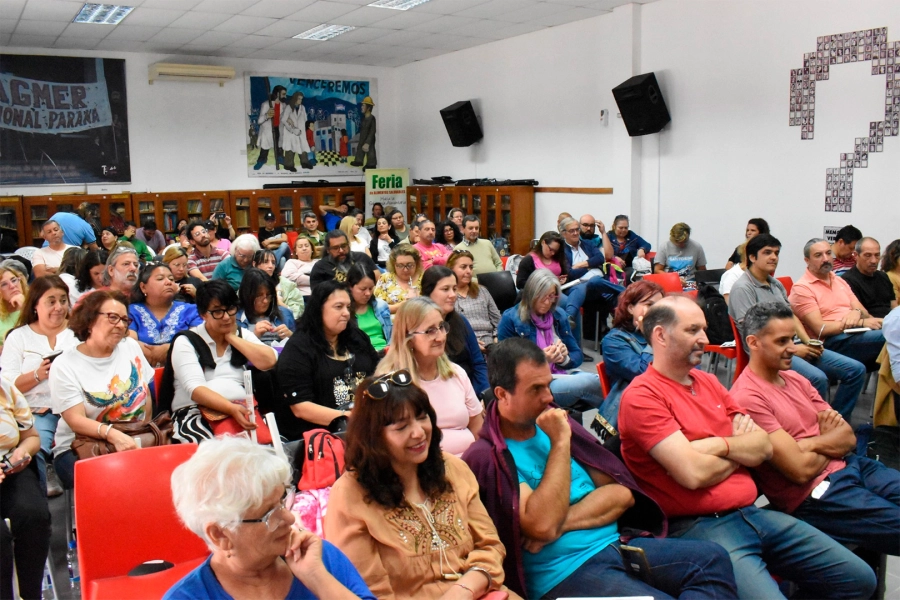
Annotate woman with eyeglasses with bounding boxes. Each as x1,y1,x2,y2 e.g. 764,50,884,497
166,435,374,600
374,245,422,314
0,263,28,352
236,268,295,347
448,250,500,350
253,249,304,320
49,290,153,488
347,264,392,353
99,226,120,253
378,297,484,457
368,216,399,269
325,371,511,600
438,219,464,252
281,237,319,299
159,280,277,444
162,246,202,303
276,280,379,442
515,231,569,290
607,215,651,270
421,267,490,395
498,270,604,410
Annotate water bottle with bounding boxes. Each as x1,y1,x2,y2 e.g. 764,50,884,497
41,563,54,600
67,540,80,593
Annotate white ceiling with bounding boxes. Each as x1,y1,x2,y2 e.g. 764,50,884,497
0,0,656,67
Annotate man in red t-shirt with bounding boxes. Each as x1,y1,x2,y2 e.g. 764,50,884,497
619,295,876,599
731,302,899,556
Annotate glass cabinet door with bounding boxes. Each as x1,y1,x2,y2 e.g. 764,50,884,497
163,201,179,234
501,194,512,241
233,196,251,231
0,202,19,250
279,195,294,228
257,196,273,229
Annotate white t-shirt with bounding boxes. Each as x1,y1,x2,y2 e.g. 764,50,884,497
719,263,746,296
0,325,79,410
50,337,153,456
417,363,482,457
31,245,73,270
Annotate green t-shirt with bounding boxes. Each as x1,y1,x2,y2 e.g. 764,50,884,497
120,235,154,261
357,305,386,351
0,310,21,348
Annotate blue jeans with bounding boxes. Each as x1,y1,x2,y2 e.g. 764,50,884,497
565,278,624,344
33,412,59,493
824,329,886,370
544,538,738,599
550,372,604,409
792,454,900,556
669,505,875,599
273,242,291,269
53,449,77,490
790,351,866,420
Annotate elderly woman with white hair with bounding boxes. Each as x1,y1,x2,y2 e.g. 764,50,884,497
165,436,374,600
212,234,261,291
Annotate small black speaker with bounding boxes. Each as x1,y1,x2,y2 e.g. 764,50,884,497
440,100,483,147
612,73,671,136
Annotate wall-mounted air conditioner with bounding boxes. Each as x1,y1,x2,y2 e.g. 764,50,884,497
148,63,236,86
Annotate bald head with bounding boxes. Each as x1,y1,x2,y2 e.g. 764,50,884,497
579,214,596,238
642,296,708,367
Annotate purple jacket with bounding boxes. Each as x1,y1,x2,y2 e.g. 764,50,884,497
462,401,667,598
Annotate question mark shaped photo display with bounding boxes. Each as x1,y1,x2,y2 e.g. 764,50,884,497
788,26,898,213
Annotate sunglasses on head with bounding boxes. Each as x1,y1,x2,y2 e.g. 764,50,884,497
365,370,413,400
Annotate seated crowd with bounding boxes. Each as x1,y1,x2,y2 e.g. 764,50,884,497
1,204,898,600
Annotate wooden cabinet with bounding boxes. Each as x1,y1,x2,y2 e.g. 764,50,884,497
407,186,535,256
0,196,24,253
228,187,364,235
22,193,132,247
132,191,228,238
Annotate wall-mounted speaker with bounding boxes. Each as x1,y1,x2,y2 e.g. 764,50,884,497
440,100,483,147
612,73,671,136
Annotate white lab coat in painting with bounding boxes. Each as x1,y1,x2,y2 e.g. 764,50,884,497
282,103,311,154
257,100,286,150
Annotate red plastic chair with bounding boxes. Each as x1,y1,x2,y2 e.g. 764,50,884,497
730,316,749,384
501,255,508,269
597,362,612,397
153,367,164,399
777,276,794,296
646,251,656,261
286,230,299,251
75,444,208,600
642,272,683,295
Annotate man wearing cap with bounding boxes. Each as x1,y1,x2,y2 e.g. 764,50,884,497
258,212,290,268
653,222,707,286
350,96,376,169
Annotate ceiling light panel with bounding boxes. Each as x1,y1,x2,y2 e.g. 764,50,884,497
293,24,356,40
368,0,433,10
73,4,134,25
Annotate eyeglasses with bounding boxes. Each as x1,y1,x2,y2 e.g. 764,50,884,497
580,223,595,228
365,370,413,400
0,277,20,290
539,293,559,303
408,321,450,339
240,488,295,531
395,262,416,271
98,312,132,326
329,243,350,252
208,306,239,319
564,227,579,234
192,229,208,238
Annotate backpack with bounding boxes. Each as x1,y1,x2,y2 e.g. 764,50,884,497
296,429,346,491
696,283,734,345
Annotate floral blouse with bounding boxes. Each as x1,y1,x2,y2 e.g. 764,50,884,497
374,272,422,306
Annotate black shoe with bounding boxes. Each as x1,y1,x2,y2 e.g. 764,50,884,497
350,160,362,167
581,353,594,362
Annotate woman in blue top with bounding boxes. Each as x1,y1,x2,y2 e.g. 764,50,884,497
607,215,651,269
128,262,202,367
237,268,295,347
346,264,392,352
599,280,664,428
165,435,373,600
497,270,604,409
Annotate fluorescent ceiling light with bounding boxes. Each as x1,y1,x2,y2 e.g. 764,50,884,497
368,0,433,9
293,24,356,41
73,3,134,24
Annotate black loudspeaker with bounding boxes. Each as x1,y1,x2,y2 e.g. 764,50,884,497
440,101,483,147
612,73,671,136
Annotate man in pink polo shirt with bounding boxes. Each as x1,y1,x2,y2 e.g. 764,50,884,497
413,220,450,271
789,238,884,370
731,302,899,556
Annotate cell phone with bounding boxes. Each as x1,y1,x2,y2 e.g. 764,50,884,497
43,350,63,363
2,457,27,474
620,545,654,585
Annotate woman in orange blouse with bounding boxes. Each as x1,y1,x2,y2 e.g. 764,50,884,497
325,372,516,600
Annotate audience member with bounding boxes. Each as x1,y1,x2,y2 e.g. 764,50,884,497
368,216,399,269
790,238,885,369
731,303,899,555
406,221,421,245
253,249,304,320
578,215,614,258
298,211,326,253
101,245,141,296
556,212,572,228
438,219,463,251
325,374,508,599
653,222,708,285
119,221,154,261
135,219,165,255
186,221,229,281
730,234,865,419
462,338,737,600
57,247,85,304
718,242,746,303
99,226,119,253
886,306,900,382
32,220,73,277
212,234,260,291
449,250,500,350
378,297,484,456
39,211,98,250
276,280,378,441
0,377,51,600
50,290,152,488
162,280,276,443
339,215,370,257
128,262,202,367
831,224,862,276
346,264,391,353
374,244,422,313
421,267,490,394
236,268,295,346
881,239,900,300
309,230,378,289
618,295,875,599
280,237,317,299
842,237,896,318
515,231,569,290
447,207,465,228
608,214,651,269
0,276,77,494
364,201,384,227
389,209,410,243
600,280,665,428
167,436,372,600
725,218,769,269
498,270,604,410
0,263,27,349
413,220,451,270
162,246,201,303
258,212,290,267
354,212,372,246
454,216,503,278
74,250,107,302
319,199,351,232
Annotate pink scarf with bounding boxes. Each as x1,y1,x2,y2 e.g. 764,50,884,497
532,312,566,374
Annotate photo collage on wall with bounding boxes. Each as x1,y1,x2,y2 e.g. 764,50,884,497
788,26,898,213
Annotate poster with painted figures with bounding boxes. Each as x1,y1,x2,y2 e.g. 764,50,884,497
245,74,377,177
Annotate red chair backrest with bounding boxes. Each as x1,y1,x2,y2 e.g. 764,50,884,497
777,276,793,296
597,362,612,398
730,316,749,384
75,444,208,596
286,230,299,251
642,272,683,294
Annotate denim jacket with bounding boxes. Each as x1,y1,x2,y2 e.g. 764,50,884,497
497,304,583,369
372,298,392,342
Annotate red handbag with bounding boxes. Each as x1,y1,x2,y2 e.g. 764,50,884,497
200,402,272,445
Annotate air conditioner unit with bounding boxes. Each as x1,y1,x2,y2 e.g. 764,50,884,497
148,63,235,86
